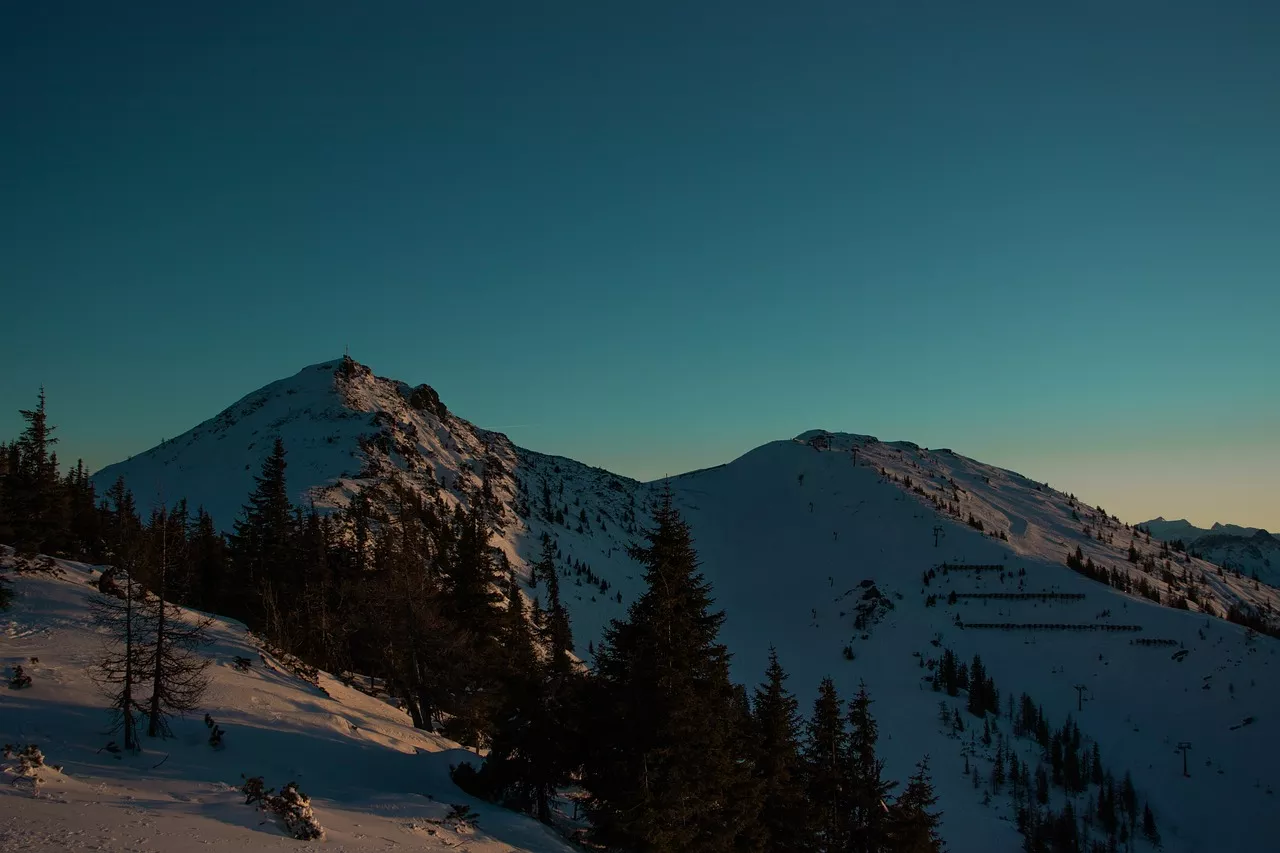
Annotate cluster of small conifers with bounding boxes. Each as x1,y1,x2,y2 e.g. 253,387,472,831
204,713,226,748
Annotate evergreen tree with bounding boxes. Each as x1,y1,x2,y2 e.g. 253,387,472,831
295,508,339,669
1052,801,1079,853
102,477,143,557
936,649,959,696
189,507,227,614
1035,764,1050,805
583,487,757,853
750,648,814,853
63,458,102,560
1141,803,1159,847
462,573,579,824
887,757,945,853
846,682,897,853
537,533,573,669
804,677,849,853
5,389,64,555
1120,771,1137,834
436,497,505,747
228,438,295,631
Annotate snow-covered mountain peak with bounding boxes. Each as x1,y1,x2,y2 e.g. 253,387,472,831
91,357,487,532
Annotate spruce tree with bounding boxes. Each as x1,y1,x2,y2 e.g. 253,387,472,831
189,507,226,614
804,677,848,853
465,574,576,823
846,682,897,853
6,389,64,556
1120,771,1137,834
583,487,756,853
228,438,295,631
1141,803,1159,847
967,655,987,716
537,533,573,667
64,459,102,561
437,497,505,748
887,757,945,853
751,648,814,852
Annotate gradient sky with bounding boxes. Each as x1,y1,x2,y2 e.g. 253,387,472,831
2,2,1277,529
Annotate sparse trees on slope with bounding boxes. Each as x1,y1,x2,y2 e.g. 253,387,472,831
583,486,757,853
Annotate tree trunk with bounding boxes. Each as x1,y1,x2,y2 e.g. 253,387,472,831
124,576,138,750
148,538,168,738
537,787,551,824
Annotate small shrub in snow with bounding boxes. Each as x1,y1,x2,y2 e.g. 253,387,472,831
269,782,325,840
240,775,325,840
3,744,58,794
205,714,226,749
15,744,46,773
8,664,33,689
241,775,268,805
444,803,478,831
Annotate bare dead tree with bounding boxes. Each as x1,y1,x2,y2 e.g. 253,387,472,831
143,507,213,738
89,553,149,751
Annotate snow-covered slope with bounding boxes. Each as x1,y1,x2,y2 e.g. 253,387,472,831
650,433,1280,852
84,362,1280,851
0,554,576,853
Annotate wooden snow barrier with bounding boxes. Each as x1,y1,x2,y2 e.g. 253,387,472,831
1130,638,1180,647
939,563,1006,572
952,592,1085,601
958,621,1142,632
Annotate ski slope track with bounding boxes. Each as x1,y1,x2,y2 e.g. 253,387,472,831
36,360,1278,851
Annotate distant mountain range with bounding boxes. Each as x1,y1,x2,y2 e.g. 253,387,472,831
1139,517,1278,585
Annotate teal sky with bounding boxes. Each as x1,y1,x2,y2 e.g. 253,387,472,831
2,2,1277,529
